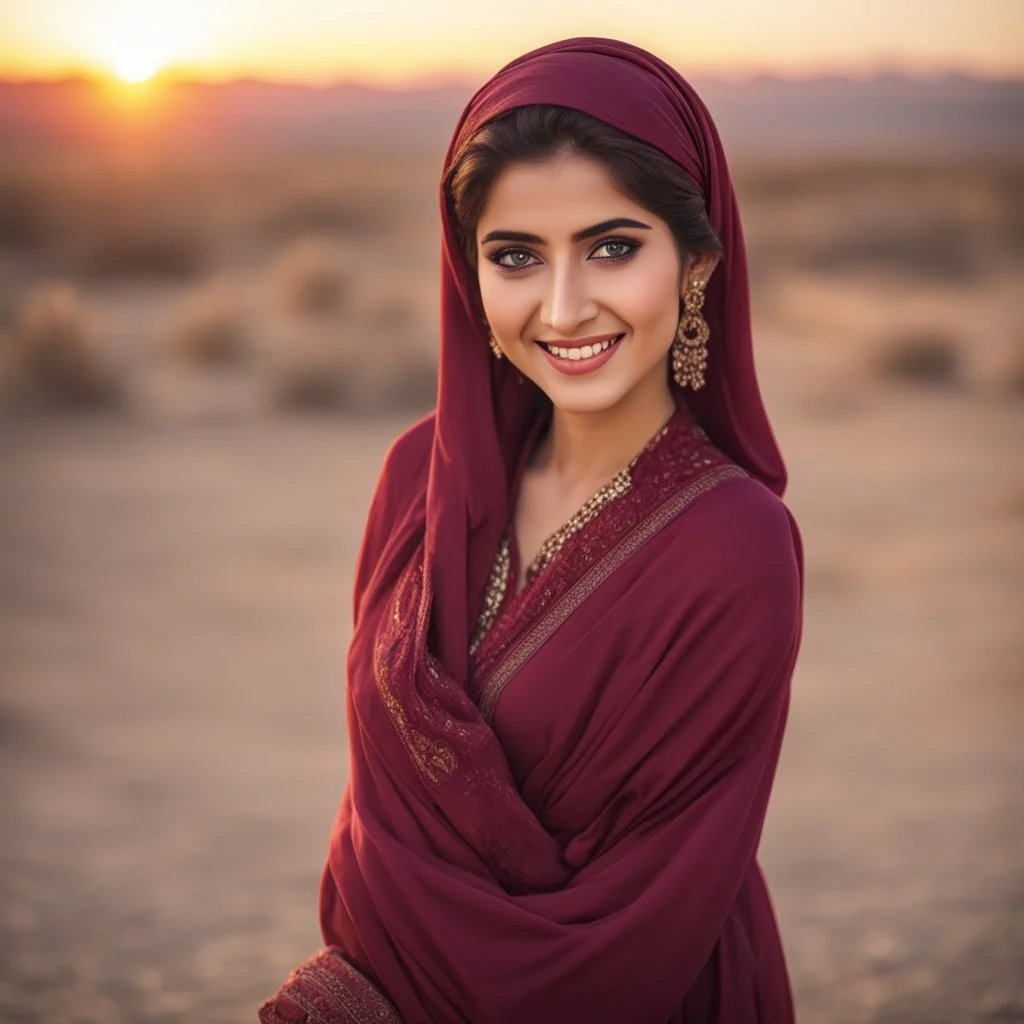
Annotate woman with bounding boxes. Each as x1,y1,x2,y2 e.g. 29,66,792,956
260,36,803,1024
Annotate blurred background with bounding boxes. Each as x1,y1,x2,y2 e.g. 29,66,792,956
0,2,1021,1022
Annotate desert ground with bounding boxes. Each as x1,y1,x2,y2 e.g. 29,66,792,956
0,152,1022,1023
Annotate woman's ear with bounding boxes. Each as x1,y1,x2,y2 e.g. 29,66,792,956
681,251,721,296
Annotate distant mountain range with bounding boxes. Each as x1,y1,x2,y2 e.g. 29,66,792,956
0,73,1020,158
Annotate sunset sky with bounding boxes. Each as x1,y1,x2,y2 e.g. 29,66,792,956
0,0,1020,85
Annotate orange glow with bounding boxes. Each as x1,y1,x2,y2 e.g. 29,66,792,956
112,57,161,84
100,74,163,111
92,12,196,86
0,1,1020,84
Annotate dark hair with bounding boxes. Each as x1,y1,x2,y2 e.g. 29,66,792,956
445,105,723,282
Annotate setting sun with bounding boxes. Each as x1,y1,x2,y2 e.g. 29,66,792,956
113,56,161,83
62,3,217,87
98,23,171,85
0,0,1019,85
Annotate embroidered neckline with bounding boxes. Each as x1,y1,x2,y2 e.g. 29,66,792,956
469,406,682,656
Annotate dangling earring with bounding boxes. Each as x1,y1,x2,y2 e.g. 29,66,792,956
486,329,503,360
671,277,710,390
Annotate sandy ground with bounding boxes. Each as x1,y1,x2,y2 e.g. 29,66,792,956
0,153,1022,1022
1,328,1022,1023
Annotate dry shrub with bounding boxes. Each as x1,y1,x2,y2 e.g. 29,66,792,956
246,156,423,243
264,323,356,411
804,218,981,283
353,341,437,412
872,329,964,389
68,181,206,281
256,189,375,241
264,319,436,414
76,217,207,281
1006,343,1024,398
737,159,1020,285
0,157,210,280
366,296,416,333
0,287,17,330
0,281,121,409
357,299,437,410
0,167,53,251
61,168,210,281
168,280,249,367
270,235,348,316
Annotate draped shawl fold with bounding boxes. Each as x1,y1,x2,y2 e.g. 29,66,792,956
260,36,803,1024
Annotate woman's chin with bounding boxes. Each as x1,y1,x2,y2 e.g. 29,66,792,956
507,356,624,414
535,378,632,416
522,354,670,417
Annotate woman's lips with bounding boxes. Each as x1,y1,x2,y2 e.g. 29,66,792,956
536,334,624,376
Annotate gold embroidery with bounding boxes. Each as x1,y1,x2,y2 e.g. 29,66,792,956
525,464,632,584
469,536,510,656
375,562,457,784
477,463,748,723
471,416,675,653
258,947,403,1024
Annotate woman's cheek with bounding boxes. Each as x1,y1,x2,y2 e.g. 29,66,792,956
619,262,679,331
486,283,536,338
479,276,517,331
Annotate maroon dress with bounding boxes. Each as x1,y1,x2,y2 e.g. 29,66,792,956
259,35,803,1024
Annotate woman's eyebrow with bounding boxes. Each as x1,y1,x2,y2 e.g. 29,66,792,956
479,217,652,246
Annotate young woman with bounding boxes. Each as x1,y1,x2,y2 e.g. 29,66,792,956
260,36,803,1024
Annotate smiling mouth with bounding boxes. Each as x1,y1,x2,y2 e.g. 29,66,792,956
537,335,624,361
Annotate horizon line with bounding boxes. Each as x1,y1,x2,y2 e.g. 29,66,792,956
2,64,1022,90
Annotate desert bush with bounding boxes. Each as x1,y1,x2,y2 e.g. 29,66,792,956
256,189,375,241
270,235,348,316
0,168,53,250
264,323,355,411
168,280,249,367
366,296,416,333
355,342,437,412
0,280,121,409
264,319,436,414
61,169,208,281
803,218,981,283
872,329,964,389
1006,343,1024,398
75,216,207,281
0,158,210,280
357,300,437,410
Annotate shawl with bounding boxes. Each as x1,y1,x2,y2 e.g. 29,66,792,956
260,36,803,1024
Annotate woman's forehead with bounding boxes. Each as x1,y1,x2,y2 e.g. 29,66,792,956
477,153,659,236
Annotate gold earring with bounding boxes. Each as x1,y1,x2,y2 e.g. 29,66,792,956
486,329,503,360
671,277,709,390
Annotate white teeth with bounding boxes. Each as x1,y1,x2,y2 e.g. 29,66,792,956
543,336,621,360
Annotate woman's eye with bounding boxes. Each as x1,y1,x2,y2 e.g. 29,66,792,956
592,239,639,261
492,249,537,270
488,238,639,272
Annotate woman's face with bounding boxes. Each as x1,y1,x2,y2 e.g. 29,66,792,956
476,151,716,417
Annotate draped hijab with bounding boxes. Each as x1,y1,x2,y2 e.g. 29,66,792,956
426,36,787,687
260,36,802,1024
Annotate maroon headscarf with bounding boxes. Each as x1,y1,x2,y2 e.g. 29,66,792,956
260,36,801,1024
425,36,787,685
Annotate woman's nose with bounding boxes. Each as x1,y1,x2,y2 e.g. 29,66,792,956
540,261,597,337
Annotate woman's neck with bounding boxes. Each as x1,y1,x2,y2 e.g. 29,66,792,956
531,376,681,488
